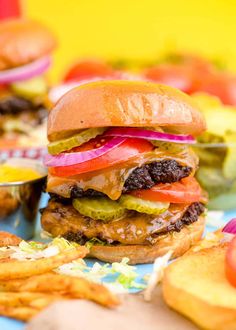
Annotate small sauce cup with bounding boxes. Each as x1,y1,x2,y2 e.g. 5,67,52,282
0,158,47,239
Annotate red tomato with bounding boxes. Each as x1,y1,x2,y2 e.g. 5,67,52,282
197,72,236,106
63,59,117,82
144,64,199,94
49,138,153,177
130,177,202,203
174,53,214,73
225,236,236,288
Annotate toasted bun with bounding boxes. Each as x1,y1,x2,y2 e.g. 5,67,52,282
0,19,56,70
89,216,205,264
48,80,206,141
162,242,236,330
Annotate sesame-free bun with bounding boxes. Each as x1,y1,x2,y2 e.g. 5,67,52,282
162,242,236,330
0,19,56,70
89,216,205,264
47,80,206,142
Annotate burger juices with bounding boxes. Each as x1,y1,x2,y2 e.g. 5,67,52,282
0,19,56,146
42,80,207,264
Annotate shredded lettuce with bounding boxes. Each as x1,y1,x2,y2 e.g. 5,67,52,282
143,251,172,301
56,257,146,293
49,237,78,251
19,241,44,253
40,230,53,240
85,237,106,249
6,237,78,261
10,242,59,260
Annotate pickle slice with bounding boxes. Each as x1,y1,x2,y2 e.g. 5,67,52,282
196,166,233,198
72,197,126,221
223,131,236,180
48,127,106,155
11,76,47,99
151,141,187,153
119,195,169,215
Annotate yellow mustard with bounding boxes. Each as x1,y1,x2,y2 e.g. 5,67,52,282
0,164,42,183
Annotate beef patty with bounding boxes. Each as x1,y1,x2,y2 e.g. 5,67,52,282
0,96,47,126
41,200,204,245
66,160,192,199
0,96,41,115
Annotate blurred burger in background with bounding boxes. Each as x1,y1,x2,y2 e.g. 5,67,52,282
0,18,56,150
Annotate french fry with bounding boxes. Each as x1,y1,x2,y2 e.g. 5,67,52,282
0,292,62,307
0,238,119,322
0,231,21,247
0,292,65,321
0,306,38,321
0,246,88,280
0,273,120,307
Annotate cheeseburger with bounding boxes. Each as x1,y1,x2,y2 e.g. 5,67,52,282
0,19,56,148
42,80,206,264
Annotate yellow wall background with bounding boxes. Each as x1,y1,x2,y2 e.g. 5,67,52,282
27,0,236,82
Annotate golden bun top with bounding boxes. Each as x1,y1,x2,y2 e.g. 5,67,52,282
48,80,206,141
0,19,57,70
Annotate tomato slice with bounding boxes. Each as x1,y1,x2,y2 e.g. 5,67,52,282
130,177,202,203
63,59,117,82
49,138,153,177
225,236,236,288
198,72,236,106
144,64,198,94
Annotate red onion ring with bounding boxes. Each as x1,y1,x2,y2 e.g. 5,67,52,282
223,218,236,235
105,127,195,144
0,56,51,83
44,137,126,167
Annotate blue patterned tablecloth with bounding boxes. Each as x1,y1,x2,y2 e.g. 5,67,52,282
0,202,235,330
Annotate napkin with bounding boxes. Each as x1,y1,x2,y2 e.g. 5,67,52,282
26,286,197,330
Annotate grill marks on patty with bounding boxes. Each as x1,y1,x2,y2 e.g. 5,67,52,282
123,160,191,192
68,160,192,199
154,202,205,237
41,200,205,245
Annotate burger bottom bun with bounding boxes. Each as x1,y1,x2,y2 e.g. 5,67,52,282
89,216,205,264
162,243,236,330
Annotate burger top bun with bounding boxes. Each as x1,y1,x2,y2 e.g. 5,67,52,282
0,19,57,70
47,80,206,142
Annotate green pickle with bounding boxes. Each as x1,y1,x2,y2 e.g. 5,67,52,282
151,141,187,153
11,76,47,99
223,131,236,180
72,197,126,221
119,195,169,215
48,127,106,155
196,166,233,198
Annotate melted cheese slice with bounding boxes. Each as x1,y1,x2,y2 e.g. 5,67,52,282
47,146,198,200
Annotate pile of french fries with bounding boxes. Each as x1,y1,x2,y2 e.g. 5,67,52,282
0,232,119,321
